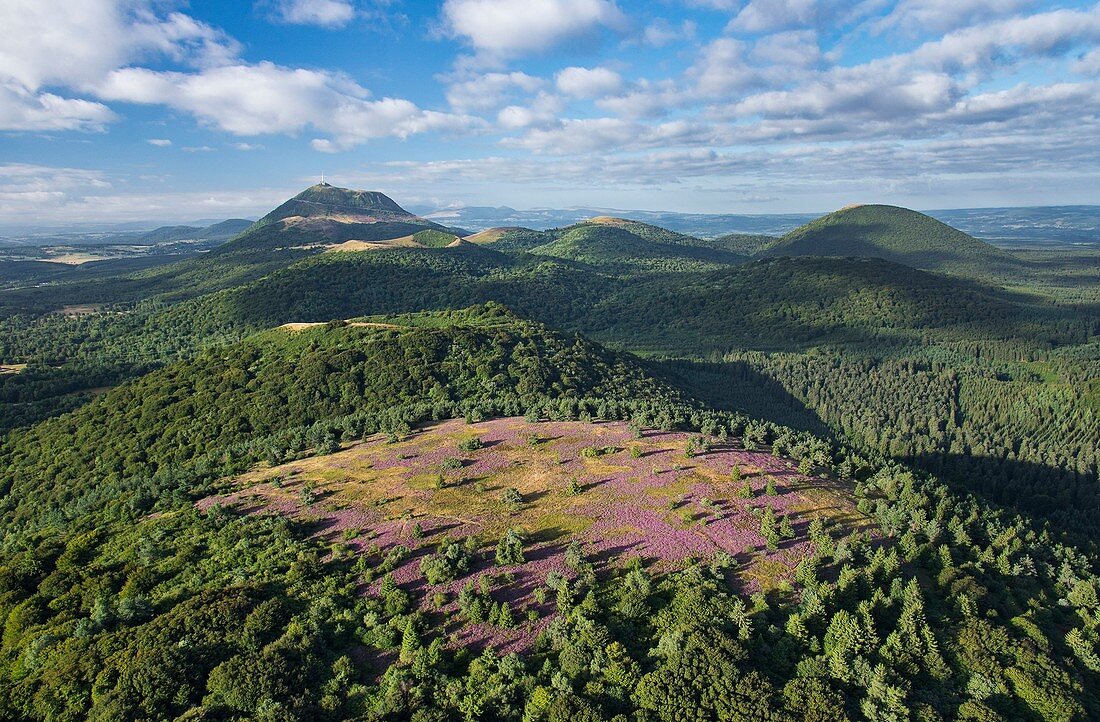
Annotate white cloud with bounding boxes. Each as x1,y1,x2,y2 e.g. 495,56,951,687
268,0,356,28
0,82,116,131
726,0,880,33
442,0,627,56
728,0,831,33
689,38,754,96
182,145,215,152
640,18,696,47
911,5,1100,70
0,0,237,132
875,0,1035,35
504,117,716,155
0,1,237,90
0,163,111,222
729,67,958,121
147,138,172,146
596,79,686,119
0,163,297,225
1076,48,1100,75
496,92,564,129
933,81,1100,127
555,66,623,98
97,62,477,150
0,0,450,149
445,71,543,113
235,142,265,150
750,30,821,67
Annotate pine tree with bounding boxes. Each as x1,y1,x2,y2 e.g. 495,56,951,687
399,619,421,665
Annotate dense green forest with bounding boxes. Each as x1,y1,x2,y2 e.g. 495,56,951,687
1,306,1099,720
1,187,1097,720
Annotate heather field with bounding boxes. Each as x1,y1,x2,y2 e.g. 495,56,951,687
198,417,868,653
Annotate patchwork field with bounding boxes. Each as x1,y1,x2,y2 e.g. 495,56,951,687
198,417,869,653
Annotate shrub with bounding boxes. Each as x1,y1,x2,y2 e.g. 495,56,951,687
458,437,483,452
420,543,471,584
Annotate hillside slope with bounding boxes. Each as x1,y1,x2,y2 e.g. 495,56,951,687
1,305,1098,721
0,304,697,535
760,204,1018,271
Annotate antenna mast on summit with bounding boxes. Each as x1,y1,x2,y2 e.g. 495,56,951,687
321,171,325,185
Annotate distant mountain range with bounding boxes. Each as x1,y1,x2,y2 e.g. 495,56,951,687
4,200,1096,249
414,203,1100,248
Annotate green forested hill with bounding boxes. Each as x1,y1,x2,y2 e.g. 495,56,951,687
1,305,1099,721
760,204,1018,272
528,221,746,270
0,304,694,537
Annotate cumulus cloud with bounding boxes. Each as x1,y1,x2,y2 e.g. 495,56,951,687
0,0,237,132
700,4,1100,139
555,66,623,98
596,79,686,119
875,0,1036,35
0,0,236,91
267,0,356,27
689,38,754,96
640,18,696,47
750,30,821,67
442,0,627,57
503,117,717,155
0,83,116,131
725,0,873,33
497,92,564,129
910,5,1100,69
0,0,472,149
97,63,477,151
445,72,544,113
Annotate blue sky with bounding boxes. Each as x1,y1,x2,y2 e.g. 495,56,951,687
1,0,1099,225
